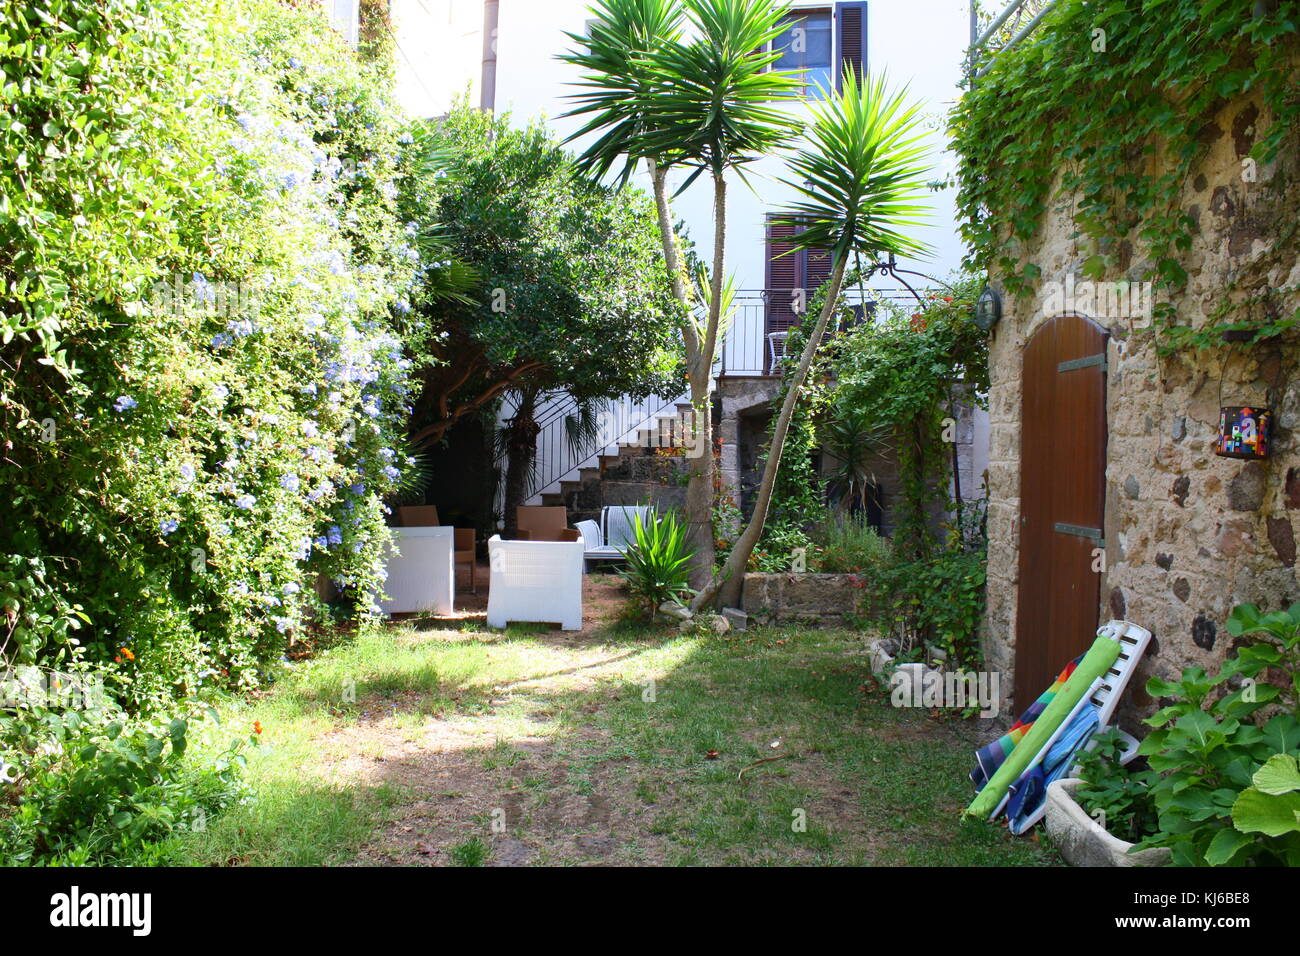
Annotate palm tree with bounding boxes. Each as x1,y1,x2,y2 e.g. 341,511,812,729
821,401,890,515
561,0,803,586
694,70,934,610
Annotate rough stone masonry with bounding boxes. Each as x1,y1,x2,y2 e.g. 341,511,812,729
982,90,1300,727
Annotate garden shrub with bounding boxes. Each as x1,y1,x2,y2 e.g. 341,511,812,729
0,698,253,866
1131,603,1300,866
1,0,429,861
622,509,695,618
859,546,988,666
0,0,423,709
813,513,889,574
1073,729,1159,846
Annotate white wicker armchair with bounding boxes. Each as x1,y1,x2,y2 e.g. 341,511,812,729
486,534,584,631
377,526,455,616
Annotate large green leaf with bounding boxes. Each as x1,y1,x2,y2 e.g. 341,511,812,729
1205,826,1255,866
1231,787,1300,838
1173,709,1224,751
774,69,932,261
1251,753,1300,796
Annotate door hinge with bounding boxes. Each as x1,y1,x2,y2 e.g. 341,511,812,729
1058,353,1107,373
1054,522,1104,545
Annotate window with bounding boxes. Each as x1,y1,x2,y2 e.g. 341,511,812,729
768,2,868,98
771,9,834,97
765,215,833,370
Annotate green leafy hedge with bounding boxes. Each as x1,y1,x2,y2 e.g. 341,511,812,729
1,0,423,708
951,0,1300,346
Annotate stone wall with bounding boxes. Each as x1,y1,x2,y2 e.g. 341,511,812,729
983,91,1300,725
741,572,868,626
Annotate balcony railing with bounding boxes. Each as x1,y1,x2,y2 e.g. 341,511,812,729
718,287,921,377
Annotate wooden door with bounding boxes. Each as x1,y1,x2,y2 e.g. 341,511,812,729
1013,315,1109,708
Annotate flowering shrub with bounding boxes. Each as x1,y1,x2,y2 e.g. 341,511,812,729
0,0,426,709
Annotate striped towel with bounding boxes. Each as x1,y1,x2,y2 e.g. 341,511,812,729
1004,703,1100,833
969,654,1085,791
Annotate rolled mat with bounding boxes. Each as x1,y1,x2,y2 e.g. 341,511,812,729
963,634,1122,821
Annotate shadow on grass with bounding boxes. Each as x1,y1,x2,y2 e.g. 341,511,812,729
347,622,1062,867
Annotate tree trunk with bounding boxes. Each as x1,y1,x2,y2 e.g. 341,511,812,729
502,390,540,537
648,160,717,588
694,254,850,611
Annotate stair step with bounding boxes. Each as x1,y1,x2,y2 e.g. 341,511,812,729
540,492,565,507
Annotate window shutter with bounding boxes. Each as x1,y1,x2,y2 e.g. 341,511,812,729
766,216,800,336
804,247,833,295
835,2,868,91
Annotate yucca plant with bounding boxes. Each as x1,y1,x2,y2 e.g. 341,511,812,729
694,70,934,610
621,509,696,618
561,0,804,586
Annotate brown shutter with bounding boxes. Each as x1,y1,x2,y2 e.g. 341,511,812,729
835,2,867,91
766,215,800,336
804,247,833,295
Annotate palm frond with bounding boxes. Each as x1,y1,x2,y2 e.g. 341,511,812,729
774,69,934,261
558,0,687,180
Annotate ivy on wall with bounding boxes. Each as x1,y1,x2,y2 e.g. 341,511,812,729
951,0,1300,349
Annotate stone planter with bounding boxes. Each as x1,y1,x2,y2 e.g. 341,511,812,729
741,572,868,626
867,637,896,677
1044,778,1170,867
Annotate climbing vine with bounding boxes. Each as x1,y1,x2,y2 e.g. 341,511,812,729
951,0,1300,348
831,276,988,558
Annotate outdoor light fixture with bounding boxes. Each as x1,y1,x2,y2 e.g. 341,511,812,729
1216,406,1271,460
974,285,1002,331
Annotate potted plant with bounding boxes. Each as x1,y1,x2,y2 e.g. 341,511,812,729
1043,729,1169,867
1046,602,1300,866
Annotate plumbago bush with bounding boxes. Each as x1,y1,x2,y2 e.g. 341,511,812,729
2,0,421,706
1,0,430,859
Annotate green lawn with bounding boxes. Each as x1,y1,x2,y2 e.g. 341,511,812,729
173,608,1059,866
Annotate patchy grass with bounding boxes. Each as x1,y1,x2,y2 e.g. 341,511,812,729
172,593,1058,866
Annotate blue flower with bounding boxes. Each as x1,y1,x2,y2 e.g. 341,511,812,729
234,494,256,510
114,395,137,412
280,473,301,492
159,518,179,535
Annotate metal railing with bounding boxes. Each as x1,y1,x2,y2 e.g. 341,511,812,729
719,287,923,377
497,285,932,506
967,0,1058,80
498,388,688,505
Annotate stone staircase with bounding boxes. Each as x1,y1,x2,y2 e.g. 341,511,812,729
538,401,699,523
